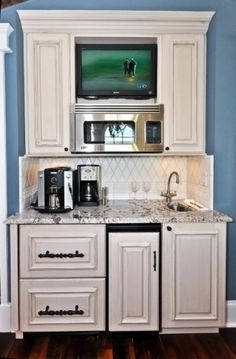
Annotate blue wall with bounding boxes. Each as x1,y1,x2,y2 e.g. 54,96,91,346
1,0,236,299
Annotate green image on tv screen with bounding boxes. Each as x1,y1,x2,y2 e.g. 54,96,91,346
81,50,153,92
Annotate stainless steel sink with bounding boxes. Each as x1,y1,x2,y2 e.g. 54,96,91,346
167,202,191,212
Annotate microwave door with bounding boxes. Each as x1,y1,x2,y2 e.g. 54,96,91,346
84,122,106,143
105,121,135,143
84,120,136,152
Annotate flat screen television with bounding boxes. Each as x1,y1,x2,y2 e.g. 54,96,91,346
75,44,157,99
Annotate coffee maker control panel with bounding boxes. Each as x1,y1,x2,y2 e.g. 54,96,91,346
81,166,98,181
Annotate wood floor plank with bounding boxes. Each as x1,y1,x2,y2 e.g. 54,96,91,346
220,328,236,356
125,338,136,359
160,334,211,359
1,330,236,359
134,334,167,359
196,333,236,359
0,333,15,357
60,335,81,359
27,335,50,359
7,334,33,359
112,336,131,359
45,334,66,359
76,335,98,359
97,335,114,359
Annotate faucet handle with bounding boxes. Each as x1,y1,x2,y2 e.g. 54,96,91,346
160,190,177,202
161,190,176,196
160,190,167,197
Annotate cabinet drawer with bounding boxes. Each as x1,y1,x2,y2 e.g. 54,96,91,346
20,278,105,332
20,225,105,278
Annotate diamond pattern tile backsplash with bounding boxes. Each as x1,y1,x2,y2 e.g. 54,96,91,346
187,155,214,209
20,155,213,210
39,156,188,200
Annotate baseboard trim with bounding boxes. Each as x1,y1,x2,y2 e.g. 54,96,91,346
0,303,11,332
226,300,236,327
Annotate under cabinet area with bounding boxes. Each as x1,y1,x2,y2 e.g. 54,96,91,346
161,223,226,333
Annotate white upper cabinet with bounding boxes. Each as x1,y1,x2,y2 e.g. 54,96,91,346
18,10,214,156
23,33,70,155
162,34,205,154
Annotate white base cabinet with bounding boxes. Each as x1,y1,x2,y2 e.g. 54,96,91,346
109,231,159,331
11,224,106,336
10,222,227,336
162,223,226,331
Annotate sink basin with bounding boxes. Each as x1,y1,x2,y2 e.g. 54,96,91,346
167,202,191,212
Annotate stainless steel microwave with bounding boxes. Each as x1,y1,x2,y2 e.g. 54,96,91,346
71,104,164,153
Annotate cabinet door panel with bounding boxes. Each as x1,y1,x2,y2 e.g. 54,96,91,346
25,33,70,154
109,232,159,331
162,223,226,329
175,233,217,319
162,34,205,153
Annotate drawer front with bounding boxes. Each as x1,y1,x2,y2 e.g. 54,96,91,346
20,225,105,278
20,278,105,332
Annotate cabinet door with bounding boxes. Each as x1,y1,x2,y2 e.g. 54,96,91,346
162,34,205,153
24,33,70,154
162,223,226,329
109,232,159,331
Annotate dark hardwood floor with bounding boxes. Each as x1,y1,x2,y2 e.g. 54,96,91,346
0,329,236,359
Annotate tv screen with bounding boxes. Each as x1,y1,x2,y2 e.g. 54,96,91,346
76,44,157,99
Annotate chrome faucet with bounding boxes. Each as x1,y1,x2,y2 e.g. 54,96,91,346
161,171,180,204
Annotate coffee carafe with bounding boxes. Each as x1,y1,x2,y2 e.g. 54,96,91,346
48,186,60,210
77,165,101,206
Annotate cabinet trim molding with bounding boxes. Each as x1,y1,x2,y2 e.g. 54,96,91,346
17,10,215,35
0,23,13,332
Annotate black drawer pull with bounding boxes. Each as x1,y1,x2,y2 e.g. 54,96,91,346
38,305,84,316
153,251,157,271
38,250,85,259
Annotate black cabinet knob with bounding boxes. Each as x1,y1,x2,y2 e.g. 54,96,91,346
165,146,170,151
167,226,172,231
64,147,69,152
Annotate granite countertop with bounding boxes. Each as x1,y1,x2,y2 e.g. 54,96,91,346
5,200,233,225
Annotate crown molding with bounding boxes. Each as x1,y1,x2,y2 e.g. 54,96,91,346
0,23,13,53
17,10,215,35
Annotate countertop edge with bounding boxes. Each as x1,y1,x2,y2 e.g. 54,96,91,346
5,200,233,225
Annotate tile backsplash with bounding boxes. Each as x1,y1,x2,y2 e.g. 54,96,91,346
19,155,213,211
19,157,40,211
187,155,214,209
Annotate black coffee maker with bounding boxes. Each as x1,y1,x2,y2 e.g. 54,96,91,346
77,165,101,206
37,167,73,212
